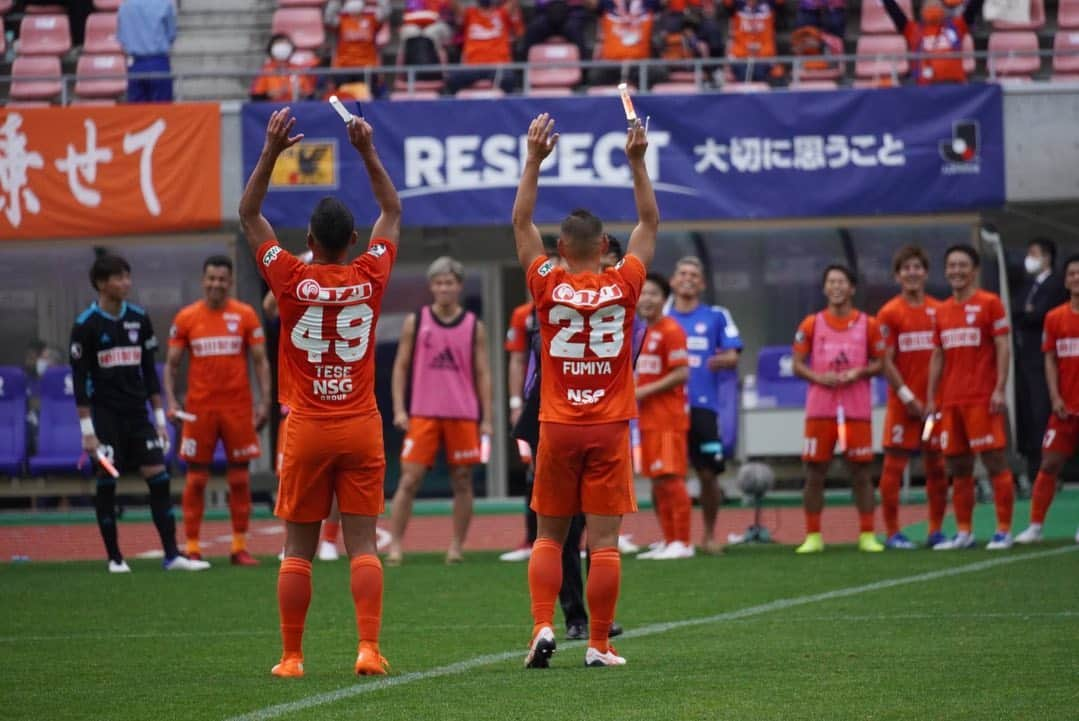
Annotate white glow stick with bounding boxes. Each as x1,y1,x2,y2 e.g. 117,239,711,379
921,413,937,443
617,83,638,127
96,449,120,479
329,95,353,124
174,410,197,422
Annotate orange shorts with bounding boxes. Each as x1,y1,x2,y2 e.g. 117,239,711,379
276,412,385,523
401,416,480,468
1042,414,1079,457
882,400,941,453
803,418,874,464
940,403,1007,457
532,421,637,517
639,428,688,479
179,407,260,465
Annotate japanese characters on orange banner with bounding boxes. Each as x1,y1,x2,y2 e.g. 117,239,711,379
0,104,221,239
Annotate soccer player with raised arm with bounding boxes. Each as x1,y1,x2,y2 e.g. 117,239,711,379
792,265,886,554
512,113,657,669
876,245,948,549
70,254,210,573
1017,254,1079,544
239,107,402,678
164,255,271,566
926,245,1015,550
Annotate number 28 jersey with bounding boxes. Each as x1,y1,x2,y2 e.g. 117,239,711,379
526,253,646,425
258,237,397,418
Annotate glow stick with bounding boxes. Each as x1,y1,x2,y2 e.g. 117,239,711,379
480,434,491,464
96,449,120,479
329,95,353,124
175,410,197,422
921,413,937,443
836,404,848,454
516,439,533,464
618,83,638,128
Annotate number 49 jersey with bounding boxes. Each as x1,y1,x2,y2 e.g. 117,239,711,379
526,253,646,425
258,237,397,418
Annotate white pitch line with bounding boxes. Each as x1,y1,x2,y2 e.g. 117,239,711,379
226,545,1079,721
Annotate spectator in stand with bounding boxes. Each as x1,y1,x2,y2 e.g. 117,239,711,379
117,0,177,102
326,0,390,96
446,0,524,94
591,0,660,86
724,0,780,82
794,0,844,40
523,0,598,61
883,0,984,84
660,0,723,61
250,34,317,102
400,0,458,59
790,24,841,77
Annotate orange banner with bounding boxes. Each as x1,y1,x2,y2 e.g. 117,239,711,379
0,103,221,239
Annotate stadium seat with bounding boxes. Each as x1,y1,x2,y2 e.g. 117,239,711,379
0,0,11,15
722,82,770,92
25,3,64,13
755,346,808,408
854,33,909,81
93,0,121,10
527,41,582,89
790,79,839,90
279,0,326,7
991,0,1045,30
0,18,5,56
0,367,27,476
83,12,121,54
526,86,574,96
455,87,506,98
1050,72,1079,81
988,30,1041,77
860,0,910,34
390,89,441,99
586,84,634,95
1053,31,1079,74
1061,0,1079,28
649,81,699,93
74,53,126,100
10,55,63,102
271,8,325,50
28,367,84,476
18,13,72,55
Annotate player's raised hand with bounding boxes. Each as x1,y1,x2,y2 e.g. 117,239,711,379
348,117,375,154
263,107,304,157
625,120,648,163
526,113,559,162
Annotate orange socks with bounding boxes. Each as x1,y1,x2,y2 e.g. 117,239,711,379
226,465,251,539
858,512,875,534
805,510,822,535
879,455,905,537
953,475,975,533
350,554,383,646
182,467,209,552
667,479,691,544
528,538,562,635
322,520,341,544
1031,470,1057,525
991,470,1015,532
652,483,674,543
586,547,620,654
925,454,948,535
278,557,312,658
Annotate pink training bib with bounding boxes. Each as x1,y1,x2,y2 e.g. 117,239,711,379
805,311,872,421
409,305,480,420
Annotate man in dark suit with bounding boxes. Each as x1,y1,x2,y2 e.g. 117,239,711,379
1013,237,1068,484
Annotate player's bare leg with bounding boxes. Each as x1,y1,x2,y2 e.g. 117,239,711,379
342,513,389,675
796,462,828,553
582,513,627,666
387,461,426,565
697,466,723,554
1019,450,1068,544
274,521,320,678
851,462,884,552
525,514,572,669
447,464,474,564
937,454,977,550
981,448,1015,549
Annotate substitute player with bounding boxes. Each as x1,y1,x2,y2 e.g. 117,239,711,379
512,113,657,669
387,256,493,566
1016,254,1079,544
666,256,742,555
501,295,538,562
70,254,209,573
635,274,692,560
792,265,886,554
876,245,949,549
164,255,271,566
240,107,401,678
926,245,1015,550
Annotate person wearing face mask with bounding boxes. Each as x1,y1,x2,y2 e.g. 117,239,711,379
1012,237,1068,483
446,0,523,94
883,0,983,84
250,34,317,102
326,0,390,95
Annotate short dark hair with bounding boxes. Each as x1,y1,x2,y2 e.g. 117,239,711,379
309,197,355,253
945,243,980,268
892,245,929,275
203,255,233,274
542,235,559,256
1029,237,1057,269
267,33,291,56
604,233,624,261
90,254,131,291
821,263,856,287
1063,253,1079,273
644,272,671,299
560,209,604,258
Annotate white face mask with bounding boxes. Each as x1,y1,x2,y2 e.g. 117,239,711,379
270,42,293,61
35,358,49,377
1024,255,1044,275
343,0,365,13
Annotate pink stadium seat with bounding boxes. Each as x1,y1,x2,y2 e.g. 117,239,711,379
527,41,581,88
992,0,1045,30
650,81,699,94
791,79,838,90
25,3,64,13
83,12,120,54
722,82,770,92
1061,0,1079,29
526,86,574,96
10,55,62,101
0,18,5,55
6,100,53,106
1053,31,1079,73
0,0,11,15
92,0,121,10
390,89,441,100
988,30,1041,77
19,13,71,55
854,33,909,80
455,87,505,98
393,77,444,93
586,84,634,95
271,8,325,50
1050,72,1079,81
860,0,910,34
666,70,696,82
74,53,126,99
71,98,118,105
962,33,976,73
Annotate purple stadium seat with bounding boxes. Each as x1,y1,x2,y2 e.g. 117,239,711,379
19,13,71,55
0,367,28,476
28,366,84,475
83,12,121,54
871,376,888,406
755,345,808,408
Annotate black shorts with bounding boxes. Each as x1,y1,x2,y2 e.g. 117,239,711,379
688,407,725,474
92,406,165,475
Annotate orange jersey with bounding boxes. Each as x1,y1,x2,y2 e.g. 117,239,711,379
257,238,397,418
728,1,776,59
505,301,534,353
934,289,1009,407
636,316,689,431
792,309,886,360
526,254,646,425
461,6,522,65
877,294,941,404
249,60,317,101
1042,302,1079,411
597,11,655,61
168,298,264,410
334,12,382,68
